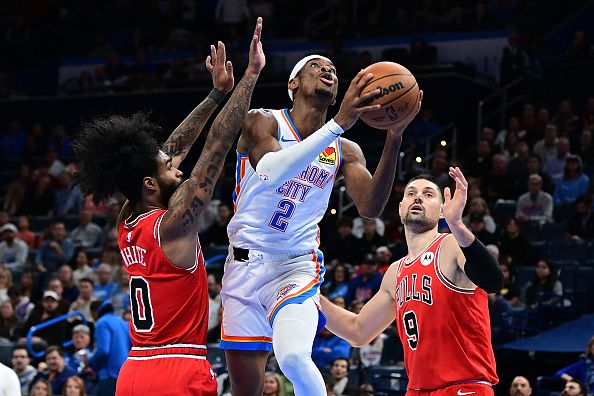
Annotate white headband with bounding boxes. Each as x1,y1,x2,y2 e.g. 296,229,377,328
288,54,333,101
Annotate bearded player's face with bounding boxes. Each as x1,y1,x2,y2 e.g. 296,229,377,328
399,179,442,233
156,150,183,204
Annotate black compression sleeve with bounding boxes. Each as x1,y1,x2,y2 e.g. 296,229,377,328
460,238,504,293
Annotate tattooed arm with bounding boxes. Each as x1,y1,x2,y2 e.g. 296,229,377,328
163,41,235,168
160,17,265,269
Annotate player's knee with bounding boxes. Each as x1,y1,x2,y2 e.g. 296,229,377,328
276,349,310,376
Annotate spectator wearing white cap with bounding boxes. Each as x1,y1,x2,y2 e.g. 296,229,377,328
0,223,28,278
22,290,69,346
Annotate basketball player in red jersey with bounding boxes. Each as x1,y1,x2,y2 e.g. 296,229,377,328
321,168,504,396
72,18,266,396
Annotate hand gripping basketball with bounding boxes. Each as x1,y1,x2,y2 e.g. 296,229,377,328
333,70,382,131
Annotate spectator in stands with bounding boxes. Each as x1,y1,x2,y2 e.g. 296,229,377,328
554,155,590,205
63,183,84,216
574,130,594,166
49,125,73,161
510,376,532,396
465,139,493,179
65,324,93,373
0,267,12,302
566,30,593,62
30,378,52,396
12,345,37,396
0,299,20,341
35,221,75,274
351,329,387,368
62,376,88,396
323,263,351,301
207,273,222,332
72,251,96,286
534,124,559,163
331,297,346,309
532,107,552,146
544,137,571,185
561,380,587,396
500,218,531,266
500,31,528,84
495,116,525,152
69,278,98,323
263,371,285,396
110,268,129,318
47,278,71,314
483,154,515,204
468,213,498,246
206,306,222,344
23,290,69,346
497,262,521,306
521,154,554,194
54,171,74,215
380,322,405,365
555,336,594,395
202,202,232,246
329,357,355,396
553,100,580,138
359,218,387,257
349,300,364,314
87,300,131,396
0,120,26,159
70,209,102,249
312,327,351,369
9,285,34,321
92,264,117,301
347,254,382,305
522,259,563,310
463,197,496,233
509,140,531,188
20,174,55,216
18,271,34,300
0,222,28,277
17,215,36,248
323,217,362,265
566,195,594,240
33,346,77,396
374,246,393,274
57,265,79,304
516,174,554,223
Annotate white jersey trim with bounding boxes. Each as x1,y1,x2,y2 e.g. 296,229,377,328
154,211,166,245
434,235,476,295
124,209,161,228
131,343,206,350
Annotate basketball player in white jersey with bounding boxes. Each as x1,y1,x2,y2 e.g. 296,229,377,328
221,55,423,395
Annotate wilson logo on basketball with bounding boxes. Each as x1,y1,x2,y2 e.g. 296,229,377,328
362,81,405,105
276,283,298,300
319,147,336,165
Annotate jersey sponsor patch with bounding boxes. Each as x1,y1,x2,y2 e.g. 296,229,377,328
421,252,434,266
276,283,298,300
319,147,336,165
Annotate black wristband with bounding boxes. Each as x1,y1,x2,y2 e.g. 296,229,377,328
208,88,226,104
460,238,504,293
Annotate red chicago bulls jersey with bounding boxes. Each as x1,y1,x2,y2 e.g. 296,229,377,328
395,233,498,390
118,209,208,347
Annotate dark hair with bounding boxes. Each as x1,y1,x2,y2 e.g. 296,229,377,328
331,357,350,370
45,345,64,357
405,173,443,201
336,216,354,229
565,379,586,396
587,336,594,359
12,344,29,356
91,300,114,316
79,277,94,287
73,112,161,205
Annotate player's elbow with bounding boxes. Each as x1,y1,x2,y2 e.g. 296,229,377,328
358,208,380,220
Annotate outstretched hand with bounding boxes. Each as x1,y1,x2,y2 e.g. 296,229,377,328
206,41,234,94
247,17,265,75
387,90,423,138
442,166,468,226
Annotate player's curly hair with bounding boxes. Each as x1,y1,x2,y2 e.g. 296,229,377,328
73,112,161,205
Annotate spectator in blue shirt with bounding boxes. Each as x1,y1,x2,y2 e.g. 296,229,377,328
35,222,75,273
32,346,77,396
92,264,117,301
346,254,383,305
322,263,351,301
0,120,26,159
312,327,351,369
87,300,131,396
554,155,590,205
555,336,594,395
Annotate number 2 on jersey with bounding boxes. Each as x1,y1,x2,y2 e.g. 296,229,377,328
130,276,154,332
403,310,419,350
268,199,296,232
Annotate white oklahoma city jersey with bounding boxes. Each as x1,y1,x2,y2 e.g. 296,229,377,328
228,108,342,252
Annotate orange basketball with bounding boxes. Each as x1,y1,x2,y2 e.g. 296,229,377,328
359,61,420,129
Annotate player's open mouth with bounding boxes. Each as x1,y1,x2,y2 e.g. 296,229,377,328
410,204,423,213
320,73,334,86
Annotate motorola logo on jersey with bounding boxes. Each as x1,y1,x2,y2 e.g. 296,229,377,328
319,147,337,165
396,274,433,308
421,252,434,266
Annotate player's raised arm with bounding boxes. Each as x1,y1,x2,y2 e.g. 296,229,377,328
441,166,504,293
162,41,235,168
321,263,398,347
161,17,265,237
340,91,423,219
